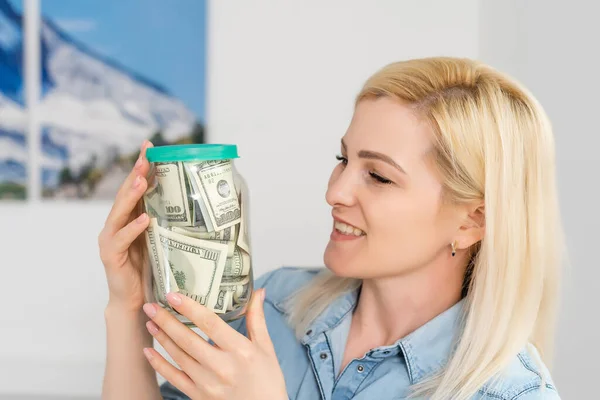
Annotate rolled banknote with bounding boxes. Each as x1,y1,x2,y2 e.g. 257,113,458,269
223,247,251,278
213,287,235,314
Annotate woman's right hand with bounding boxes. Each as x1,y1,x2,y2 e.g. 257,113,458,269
98,141,154,312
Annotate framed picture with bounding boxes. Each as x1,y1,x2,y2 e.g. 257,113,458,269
39,0,207,199
0,0,208,201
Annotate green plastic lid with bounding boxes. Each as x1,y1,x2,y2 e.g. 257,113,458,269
146,144,239,162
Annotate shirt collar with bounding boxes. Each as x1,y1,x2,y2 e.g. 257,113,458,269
276,285,466,384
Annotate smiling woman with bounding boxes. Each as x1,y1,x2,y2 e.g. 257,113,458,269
99,56,564,400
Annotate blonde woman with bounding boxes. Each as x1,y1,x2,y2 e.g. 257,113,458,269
100,57,563,399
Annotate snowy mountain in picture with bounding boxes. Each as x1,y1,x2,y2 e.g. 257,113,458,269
0,0,205,199
39,11,202,198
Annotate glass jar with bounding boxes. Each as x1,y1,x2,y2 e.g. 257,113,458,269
142,144,253,325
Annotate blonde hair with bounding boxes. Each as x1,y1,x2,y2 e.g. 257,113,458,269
282,57,565,399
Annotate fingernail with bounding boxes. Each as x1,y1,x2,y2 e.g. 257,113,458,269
143,303,157,318
143,348,154,361
166,292,182,306
137,213,148,224
134,157,142,169
132,176,141,188
261,289,266,302
146,321,159,335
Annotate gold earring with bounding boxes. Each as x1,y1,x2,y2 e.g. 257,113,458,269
451,241,456,257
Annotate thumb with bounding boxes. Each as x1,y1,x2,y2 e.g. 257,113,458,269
246,288,273,350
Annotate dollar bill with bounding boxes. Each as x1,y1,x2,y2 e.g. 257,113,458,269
186,160,241,232
220,274,250,287
171,225,237,258
223,247,251,278
144,184,163,220
152,276,163,304
192,195,215,232
228,284,248,312
213,282,249,314
147,219,181,297
155,162,193,226
171,225,233,241
213,287,235,314
156,225,228,308
146,219,169,301
236,189,251,254
232,284,246,302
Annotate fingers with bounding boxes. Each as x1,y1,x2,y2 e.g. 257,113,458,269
143,301,224,366
145,321,220,384
104,141,154,235
142,347,197,398
104,174,148,237
164,292,250,352
111,213,150,254
246,289,274,352
117,141,154,201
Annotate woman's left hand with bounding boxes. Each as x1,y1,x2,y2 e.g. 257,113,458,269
142,288,288,400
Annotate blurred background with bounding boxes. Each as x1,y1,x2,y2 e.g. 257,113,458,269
0,0,597,398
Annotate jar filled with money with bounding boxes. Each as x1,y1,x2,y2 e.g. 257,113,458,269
143,144,252,325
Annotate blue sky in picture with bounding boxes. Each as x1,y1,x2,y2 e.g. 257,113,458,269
12,0,207,122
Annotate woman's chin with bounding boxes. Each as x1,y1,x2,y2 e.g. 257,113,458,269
323,251,356,278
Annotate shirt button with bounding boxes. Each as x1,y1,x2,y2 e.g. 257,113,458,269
357,365,364,372
306,329,313,336
383,350,390,355
320,353,328,360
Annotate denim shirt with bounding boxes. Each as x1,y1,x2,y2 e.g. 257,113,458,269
160,267,559,399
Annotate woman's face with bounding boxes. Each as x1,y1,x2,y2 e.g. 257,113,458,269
324,97,463,279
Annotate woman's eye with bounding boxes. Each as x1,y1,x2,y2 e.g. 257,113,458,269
335,155,348,165
369,172,393,185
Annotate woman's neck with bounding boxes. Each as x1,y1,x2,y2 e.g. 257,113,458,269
351,258,466,346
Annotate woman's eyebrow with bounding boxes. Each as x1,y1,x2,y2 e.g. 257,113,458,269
341,139,407,175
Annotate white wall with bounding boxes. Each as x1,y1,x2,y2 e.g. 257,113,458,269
0,0,490,397
479,1,599,398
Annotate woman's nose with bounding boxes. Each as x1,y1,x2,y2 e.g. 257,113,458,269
326,167,357,207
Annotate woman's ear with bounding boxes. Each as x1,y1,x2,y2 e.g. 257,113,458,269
456,201,485,249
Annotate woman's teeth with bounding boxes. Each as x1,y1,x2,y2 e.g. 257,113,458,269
334,221,365,236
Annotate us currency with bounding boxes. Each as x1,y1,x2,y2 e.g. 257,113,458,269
146,219,169,302
170,225,237,258
213,287,235,314
227,284,249,312
147,219,182,297
168,224,250,301
156,224,229,308
220,274,250,287
192,195,215,232
155,162,193,226
171,225,233,240
214,282,249,314
215,275,249,313
186,160,242,232
236,189,251,254
144,184,162,220
223,247,251,278
232,284,246,302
